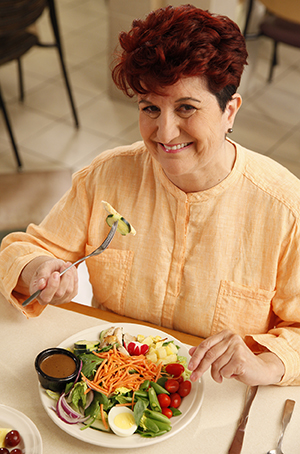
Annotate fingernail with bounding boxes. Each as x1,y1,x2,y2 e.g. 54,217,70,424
190,372,196,381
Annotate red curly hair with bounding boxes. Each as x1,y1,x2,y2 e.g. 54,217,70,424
111,5,248,110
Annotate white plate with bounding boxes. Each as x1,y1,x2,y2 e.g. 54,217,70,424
39,323,204,449
0,404,43,454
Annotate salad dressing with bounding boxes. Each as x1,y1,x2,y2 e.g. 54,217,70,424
40,353,76,378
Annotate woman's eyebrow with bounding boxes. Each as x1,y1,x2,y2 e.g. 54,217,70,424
138,99,152,105
176,97,201,103
138,96,201,105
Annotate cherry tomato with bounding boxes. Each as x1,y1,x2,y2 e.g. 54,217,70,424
176,376,184,384
165,363,185,377
178,380,192,397
10,450,23,454
164,378,179,393
170,392,181,408
5,430,20,448
0,448,10,454
161,407,173,419
158,393,171,408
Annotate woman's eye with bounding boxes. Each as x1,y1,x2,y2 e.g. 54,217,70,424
177,104,197,116
141,105,160,118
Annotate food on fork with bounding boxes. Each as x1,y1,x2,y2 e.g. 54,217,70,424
102,201,136,236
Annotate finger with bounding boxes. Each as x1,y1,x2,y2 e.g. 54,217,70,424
188,332,227,372
38,272,61,304
191,341,230,382
189,346,197,356
53,267,78,301
210,346,235,383
30,276,47,294
218,343,249,380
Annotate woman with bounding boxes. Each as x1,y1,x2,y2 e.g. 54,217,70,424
1,5,300,387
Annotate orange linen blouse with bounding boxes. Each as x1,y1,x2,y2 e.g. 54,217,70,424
1,140,300,385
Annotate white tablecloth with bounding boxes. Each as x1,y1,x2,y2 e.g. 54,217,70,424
1,295,300,454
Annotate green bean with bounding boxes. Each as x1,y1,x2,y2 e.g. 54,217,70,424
144,409,172,425
139,380,150,391
139,430,168,438
148,387,162,412
134,390,148,399
150,381,170,395
143,417,159,433
149,419,171,432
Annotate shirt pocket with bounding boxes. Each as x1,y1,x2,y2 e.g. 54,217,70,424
211,280,276,338
85,246,134,315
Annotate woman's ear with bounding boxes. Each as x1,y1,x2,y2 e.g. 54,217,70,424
226,93,242,128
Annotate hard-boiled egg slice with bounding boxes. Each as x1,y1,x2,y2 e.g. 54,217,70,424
108,407,137,437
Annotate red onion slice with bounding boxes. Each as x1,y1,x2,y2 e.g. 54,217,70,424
56,393,89,425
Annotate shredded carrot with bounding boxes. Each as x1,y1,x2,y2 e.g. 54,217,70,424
81,345,162,397
100,403,109,430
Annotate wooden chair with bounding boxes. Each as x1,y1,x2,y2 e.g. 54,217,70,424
243,0,300,82
0,0,79,169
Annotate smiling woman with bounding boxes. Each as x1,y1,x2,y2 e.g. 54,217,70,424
137,76,241,192
1,4,300,388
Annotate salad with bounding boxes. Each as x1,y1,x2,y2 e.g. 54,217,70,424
46,326,192,438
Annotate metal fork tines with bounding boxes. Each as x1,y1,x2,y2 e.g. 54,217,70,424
22,221,118,307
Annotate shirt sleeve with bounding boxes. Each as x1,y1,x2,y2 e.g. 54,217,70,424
0,167,91,317
246,219,300,385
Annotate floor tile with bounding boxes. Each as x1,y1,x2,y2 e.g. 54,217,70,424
269,126,300,164
16,78,92,122
20,121,111,169
0,147,64,173
72,137,126,171
0,103,56,143
243,77,300,127
77,93,138,138
230,106,293,155
68,54,109,95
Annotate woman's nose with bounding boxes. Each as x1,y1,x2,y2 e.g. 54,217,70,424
155,112,180,144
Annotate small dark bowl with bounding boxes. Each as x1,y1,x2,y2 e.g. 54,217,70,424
35,347,80,393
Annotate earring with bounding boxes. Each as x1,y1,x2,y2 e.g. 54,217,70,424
227,127,233,134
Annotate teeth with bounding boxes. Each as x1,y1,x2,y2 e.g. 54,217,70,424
164,143,189,151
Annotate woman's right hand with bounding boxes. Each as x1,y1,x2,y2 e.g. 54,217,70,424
20,256,78,306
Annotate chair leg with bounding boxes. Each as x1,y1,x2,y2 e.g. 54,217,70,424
0,87,22,169
47,0,79,128
17,58,25,102
268,41,278,83
243,0,254,36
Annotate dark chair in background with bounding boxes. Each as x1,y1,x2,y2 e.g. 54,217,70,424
243,0,300,83
0,0,79,169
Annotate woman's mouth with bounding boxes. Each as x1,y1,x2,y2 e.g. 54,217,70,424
160,142,192,153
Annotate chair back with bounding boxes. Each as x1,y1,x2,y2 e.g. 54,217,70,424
0,0,46,36
259,0,300,24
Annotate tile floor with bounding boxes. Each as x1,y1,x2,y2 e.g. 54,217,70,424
0,0,300,305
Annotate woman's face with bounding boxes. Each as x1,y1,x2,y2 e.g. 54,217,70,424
138,76,241,192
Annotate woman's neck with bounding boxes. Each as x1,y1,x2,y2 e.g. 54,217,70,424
167,140,237,193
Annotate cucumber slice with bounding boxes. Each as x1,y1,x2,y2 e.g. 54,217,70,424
106,214,131,236
84,418,111,432
102,200,136,236
74,340,100,354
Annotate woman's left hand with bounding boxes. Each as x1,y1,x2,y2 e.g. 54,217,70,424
188,330,285,386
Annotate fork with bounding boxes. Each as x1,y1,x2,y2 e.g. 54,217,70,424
267,399,295,454
22,221,118,307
